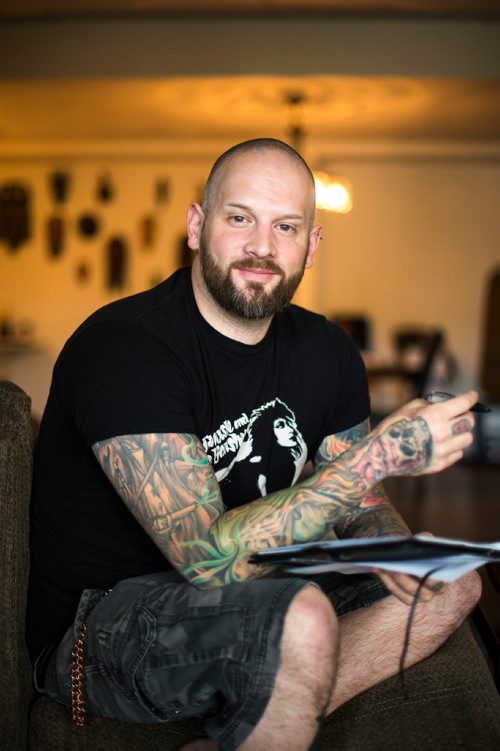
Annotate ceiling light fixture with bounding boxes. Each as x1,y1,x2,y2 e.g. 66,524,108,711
284,91,353,214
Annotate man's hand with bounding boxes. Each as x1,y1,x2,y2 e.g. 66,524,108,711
373,390,477,478
375,569,447,606
373,531,446,605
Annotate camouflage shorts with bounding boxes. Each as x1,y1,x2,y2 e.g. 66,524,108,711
42,569,388,750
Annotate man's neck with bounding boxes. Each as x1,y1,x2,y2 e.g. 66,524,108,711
190,260,273,345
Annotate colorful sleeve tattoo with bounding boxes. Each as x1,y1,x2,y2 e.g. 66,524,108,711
93,415,426,588
313,419,411,539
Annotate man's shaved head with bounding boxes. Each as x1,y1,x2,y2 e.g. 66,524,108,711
201,138,316,224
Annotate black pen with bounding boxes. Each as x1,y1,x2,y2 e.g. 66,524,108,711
424,390,492,413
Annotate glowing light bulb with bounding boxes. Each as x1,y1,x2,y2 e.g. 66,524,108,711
314,171,353,213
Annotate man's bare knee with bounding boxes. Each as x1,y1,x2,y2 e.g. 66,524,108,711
283,585,338,655
240,588,337,750
280,585,339,692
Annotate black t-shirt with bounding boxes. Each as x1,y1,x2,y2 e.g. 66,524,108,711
26,267,370,660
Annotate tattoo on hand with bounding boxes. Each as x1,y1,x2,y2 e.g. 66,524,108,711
452,418,470,436
377,417,433,476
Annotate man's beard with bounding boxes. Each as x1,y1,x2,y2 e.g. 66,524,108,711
198,233,306,320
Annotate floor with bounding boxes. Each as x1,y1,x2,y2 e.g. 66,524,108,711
385,462,500,544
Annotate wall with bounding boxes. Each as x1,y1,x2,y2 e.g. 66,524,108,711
1,143,499,417
315,155,500,387
0,14,499,417
0,152,212,415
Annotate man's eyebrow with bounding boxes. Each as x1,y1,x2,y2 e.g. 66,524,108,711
224,202,252,213
224,202,305,221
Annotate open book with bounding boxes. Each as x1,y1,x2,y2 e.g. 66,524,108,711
248,535,500,582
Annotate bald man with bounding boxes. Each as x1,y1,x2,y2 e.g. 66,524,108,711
28,139,480,750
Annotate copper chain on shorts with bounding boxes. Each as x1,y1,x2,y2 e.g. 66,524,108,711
70,623,87,726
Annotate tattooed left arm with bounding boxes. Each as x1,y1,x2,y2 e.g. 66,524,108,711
314,419,411,540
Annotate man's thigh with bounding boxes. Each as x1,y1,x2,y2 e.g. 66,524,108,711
43,570,312,749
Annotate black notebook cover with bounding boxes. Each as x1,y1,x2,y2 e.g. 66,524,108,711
248,535,500,569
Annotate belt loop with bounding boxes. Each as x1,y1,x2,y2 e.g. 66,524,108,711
33,643,55,693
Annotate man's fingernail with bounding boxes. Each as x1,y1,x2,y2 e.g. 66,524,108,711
428,581,444,592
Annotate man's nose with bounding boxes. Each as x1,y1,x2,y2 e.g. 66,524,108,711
244,225,276,257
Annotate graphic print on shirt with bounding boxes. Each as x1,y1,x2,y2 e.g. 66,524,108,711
201,398,307,498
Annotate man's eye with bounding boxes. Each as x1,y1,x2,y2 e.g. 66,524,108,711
277,223,295,233
230,215,247,224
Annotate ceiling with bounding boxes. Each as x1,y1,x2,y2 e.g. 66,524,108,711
1,2,499,147
1,77,499,144
1,1,500,20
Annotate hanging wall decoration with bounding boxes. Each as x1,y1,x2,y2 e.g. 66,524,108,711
155,178,170,204
75,261,90,284
78,213,101,239
49,170,71,204
96,172,115,203
106,236,128,290
140,214,156,250
47,215,65,258
0,183,31,252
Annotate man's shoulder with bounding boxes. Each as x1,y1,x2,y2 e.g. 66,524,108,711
54,267,193,375
65,268,189,345
81,267,190,330
278,304,364,381
280,304,352,346
280,303,324,329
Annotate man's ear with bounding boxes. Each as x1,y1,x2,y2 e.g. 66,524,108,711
305,224,322,269
187,203,204,251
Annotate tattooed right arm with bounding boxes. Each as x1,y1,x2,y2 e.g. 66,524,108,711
92,392,476,589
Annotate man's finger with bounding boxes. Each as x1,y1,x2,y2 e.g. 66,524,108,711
375,571,415,605
375,569,445,604
426,390,478,418
422,579,446,593
375,570,422,599
375,569,419,593
451,415,474,436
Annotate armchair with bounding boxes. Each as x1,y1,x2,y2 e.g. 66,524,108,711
1,380,499,750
